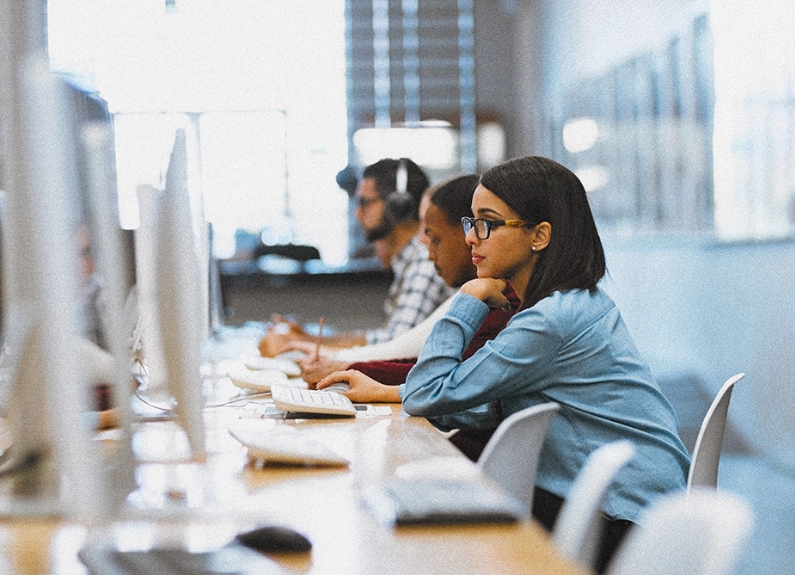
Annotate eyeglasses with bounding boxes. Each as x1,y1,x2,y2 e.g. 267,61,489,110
461,217,528,240
356,195,383,209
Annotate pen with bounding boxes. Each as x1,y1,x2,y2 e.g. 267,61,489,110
313,317,324,360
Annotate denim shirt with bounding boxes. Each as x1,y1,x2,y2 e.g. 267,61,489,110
399,287,690,522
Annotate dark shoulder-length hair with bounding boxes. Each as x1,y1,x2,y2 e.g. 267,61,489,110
428,173,480,225
479,156,606,310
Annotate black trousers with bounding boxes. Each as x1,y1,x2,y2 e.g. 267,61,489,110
532,487,635,574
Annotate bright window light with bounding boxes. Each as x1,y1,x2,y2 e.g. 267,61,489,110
353,124,458,169
477,122,507,169
562,117,599,153
711,0,795,240
48,0,349,264
575,165,609,192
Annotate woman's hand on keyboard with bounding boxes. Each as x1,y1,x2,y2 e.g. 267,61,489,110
317,370,401,403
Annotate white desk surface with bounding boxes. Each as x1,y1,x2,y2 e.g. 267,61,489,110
0,379,589,575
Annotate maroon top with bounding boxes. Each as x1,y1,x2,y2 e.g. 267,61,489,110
349,287,521,385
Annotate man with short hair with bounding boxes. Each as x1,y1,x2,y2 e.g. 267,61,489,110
258,158,454,355
353,158,454,344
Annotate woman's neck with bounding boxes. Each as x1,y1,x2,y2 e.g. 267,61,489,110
505,256,538,305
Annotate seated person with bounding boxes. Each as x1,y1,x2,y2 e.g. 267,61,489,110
296,174,478,385
317,156,691,573
75,223,118,429
302,173,518,459
259,158,454,355
76,223,108,350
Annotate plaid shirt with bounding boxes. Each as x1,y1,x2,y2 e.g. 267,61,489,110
366,236,455,344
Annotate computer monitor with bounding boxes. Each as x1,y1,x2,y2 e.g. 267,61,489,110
135,129,206,462
0,56,104,520
207,221,225,336
80,121,139,509
159,128,206,460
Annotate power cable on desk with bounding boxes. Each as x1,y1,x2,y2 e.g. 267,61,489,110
204,391,272,408
132,389,273,415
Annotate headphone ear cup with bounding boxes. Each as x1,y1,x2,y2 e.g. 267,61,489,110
384,158,415,223
385,191,416,223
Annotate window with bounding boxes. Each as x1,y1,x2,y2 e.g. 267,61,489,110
540,5,795,243
345,0,479,172
711,0,795,240
539,13,715,235
48,0,349,263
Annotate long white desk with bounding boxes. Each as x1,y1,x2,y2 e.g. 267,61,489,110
0,391,590,575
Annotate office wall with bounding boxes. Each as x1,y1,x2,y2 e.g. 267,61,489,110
508,0,795,471
537,0,708,95
495,0,708,154
602,238,795,472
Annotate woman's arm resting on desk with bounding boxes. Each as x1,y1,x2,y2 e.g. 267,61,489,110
317,370,401,403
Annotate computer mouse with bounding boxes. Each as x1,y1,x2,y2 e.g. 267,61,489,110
322,381,350,393
235,525,312,553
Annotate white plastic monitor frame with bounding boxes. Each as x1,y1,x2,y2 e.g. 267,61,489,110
135,129,207,462
0,53,103,520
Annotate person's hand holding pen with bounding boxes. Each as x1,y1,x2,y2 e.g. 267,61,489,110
258,332,292,357
296,318,350,387
310,317,324,362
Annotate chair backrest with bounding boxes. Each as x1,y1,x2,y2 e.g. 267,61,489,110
477,402,560,515
552,440,636,571
687,373,745,492
605,489,754,575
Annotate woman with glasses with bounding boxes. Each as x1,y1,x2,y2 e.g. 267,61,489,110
320,156,690,574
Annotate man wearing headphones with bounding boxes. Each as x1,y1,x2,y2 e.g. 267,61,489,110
258,157,454,356
353,158,454,344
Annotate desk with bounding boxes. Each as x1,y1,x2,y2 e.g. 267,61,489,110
1,400,589,575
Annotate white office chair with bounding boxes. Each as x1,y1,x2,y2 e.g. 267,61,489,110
477,402,559,516
687,373,745,492
605,489,754,575
552,440,636,571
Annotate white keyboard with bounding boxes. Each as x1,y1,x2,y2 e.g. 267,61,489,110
228,365,290,392
244,355,301,377
79,545,284,575
228,419,349,467
270,385,357,417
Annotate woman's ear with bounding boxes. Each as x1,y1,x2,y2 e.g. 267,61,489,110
531,222,552,251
